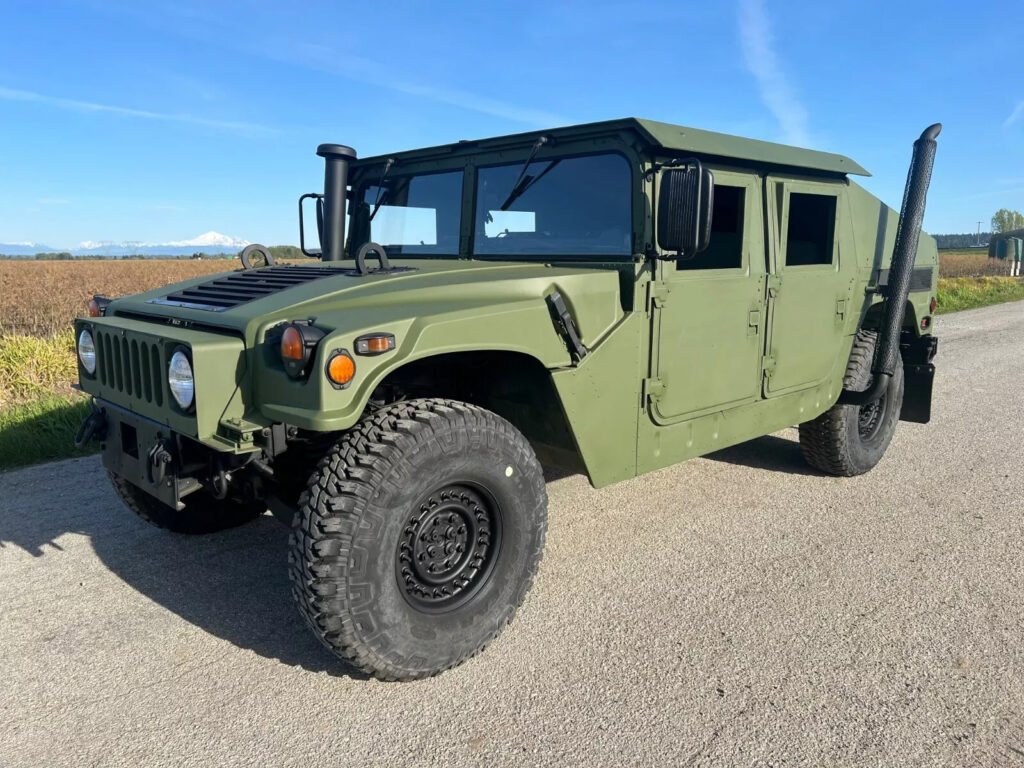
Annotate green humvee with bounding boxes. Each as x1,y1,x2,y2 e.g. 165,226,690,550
74,118,941,680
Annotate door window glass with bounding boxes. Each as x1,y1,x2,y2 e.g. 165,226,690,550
785,193,836,266
678,184,745,270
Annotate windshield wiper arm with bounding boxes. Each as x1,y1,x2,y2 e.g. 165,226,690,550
498,135,553,211
500,159,560,211
369,157,396,222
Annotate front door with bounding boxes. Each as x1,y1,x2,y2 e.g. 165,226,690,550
651,169,766,424
763,177,851,396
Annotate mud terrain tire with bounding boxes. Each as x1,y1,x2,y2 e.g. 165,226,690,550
289,398,548,681
799,330,905,477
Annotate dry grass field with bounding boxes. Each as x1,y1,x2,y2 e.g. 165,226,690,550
0,259,237,337
938,250,1011,278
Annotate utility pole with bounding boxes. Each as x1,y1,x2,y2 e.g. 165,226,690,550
977,221,982,246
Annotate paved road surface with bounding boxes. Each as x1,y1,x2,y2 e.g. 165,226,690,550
3,302,1024,767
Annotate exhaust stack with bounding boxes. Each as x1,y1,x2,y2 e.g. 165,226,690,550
316,143,356,262
839,123,941,406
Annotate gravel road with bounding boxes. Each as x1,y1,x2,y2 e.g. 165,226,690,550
2,302,1023,767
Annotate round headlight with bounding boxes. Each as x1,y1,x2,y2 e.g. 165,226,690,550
77,329,97,375
168,349,195,410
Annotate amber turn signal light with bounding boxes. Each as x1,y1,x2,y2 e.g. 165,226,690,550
279,322,325,379
87,295,109,317
326,351,356,388
281,326,305,360
354,332,396,356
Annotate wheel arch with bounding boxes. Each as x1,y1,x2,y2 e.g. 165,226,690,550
370,349,584,475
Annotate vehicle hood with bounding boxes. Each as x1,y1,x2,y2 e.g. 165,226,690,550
107,259,628,348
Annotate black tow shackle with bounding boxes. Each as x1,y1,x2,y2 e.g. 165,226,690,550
355,242,392,275
147,439,174,486
74,407,108,448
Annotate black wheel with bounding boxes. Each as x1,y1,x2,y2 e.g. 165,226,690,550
289,398,548,681
107,471,265,534
799,330,905,477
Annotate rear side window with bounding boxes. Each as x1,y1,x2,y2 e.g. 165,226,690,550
678,184,745,270
473,153,632,258
785,193,836,266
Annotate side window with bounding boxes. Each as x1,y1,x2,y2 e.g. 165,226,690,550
785,192,836,266
678,184,745,270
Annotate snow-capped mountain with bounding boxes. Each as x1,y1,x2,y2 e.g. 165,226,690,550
0,232,254,257
0,241,57,256
74,231,251,255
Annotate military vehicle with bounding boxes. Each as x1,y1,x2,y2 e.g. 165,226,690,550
74,119,941,680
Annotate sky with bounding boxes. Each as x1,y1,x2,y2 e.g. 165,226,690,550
1,0,1022,248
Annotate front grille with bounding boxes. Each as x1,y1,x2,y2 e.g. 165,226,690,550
147,263,414,312
94,328,165,406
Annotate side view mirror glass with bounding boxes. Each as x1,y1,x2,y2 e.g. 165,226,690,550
656,160,714,259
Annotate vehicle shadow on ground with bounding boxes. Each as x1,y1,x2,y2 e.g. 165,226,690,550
0,458,369,679
93,512,372,679
705,433,820,476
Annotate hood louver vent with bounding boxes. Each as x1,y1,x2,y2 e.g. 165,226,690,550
147,264,413,312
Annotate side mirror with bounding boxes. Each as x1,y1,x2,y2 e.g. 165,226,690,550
656,159,714,259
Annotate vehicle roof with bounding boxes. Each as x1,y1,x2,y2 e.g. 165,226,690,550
354,117,871,177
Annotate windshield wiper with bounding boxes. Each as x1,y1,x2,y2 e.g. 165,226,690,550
369,157,396,222
498,135,556,211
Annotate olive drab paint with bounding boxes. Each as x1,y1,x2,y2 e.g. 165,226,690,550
75,118,938,489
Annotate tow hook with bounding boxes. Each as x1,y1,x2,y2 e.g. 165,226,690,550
74,406,108,448
147,440,174,486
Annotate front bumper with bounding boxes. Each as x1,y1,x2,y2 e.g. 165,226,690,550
85,399,263,509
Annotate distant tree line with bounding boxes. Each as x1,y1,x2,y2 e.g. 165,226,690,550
933,233,991,249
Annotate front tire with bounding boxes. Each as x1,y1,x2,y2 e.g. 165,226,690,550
289,398,548,681
799,330,905,476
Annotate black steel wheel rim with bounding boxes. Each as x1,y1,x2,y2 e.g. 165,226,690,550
858,396,885,441
396,483,502,612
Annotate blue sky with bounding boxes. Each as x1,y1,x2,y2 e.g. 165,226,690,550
1,0,1022,247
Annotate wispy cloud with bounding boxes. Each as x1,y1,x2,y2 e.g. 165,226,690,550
282,44,567,127
737,0,810,146
0,86,275,137
1003,101,1024,129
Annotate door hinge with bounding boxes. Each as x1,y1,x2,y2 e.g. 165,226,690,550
768,275,782,298
647,281,669,311
643,377,665,402
763,353,777,377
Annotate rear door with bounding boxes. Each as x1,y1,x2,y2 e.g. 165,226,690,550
763,177,852,396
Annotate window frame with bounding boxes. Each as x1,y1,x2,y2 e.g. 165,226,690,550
664,166,758,280
778,185,841,272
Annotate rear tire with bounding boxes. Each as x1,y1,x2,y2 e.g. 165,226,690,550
108,471,265,534
288,398,548,681
799,330,905,476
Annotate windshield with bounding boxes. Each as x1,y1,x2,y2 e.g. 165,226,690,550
362,170,462,256
354,152,633,260
473,153,632,258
